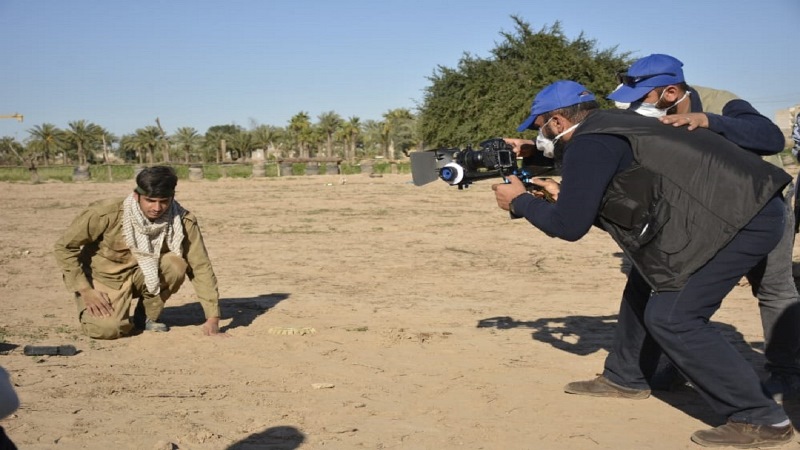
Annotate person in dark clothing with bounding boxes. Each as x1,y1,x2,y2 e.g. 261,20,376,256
0,367,19,450
493,80,793,448
607,54,800,402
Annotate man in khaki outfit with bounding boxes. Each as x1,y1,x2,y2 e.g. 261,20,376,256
54,165,223,339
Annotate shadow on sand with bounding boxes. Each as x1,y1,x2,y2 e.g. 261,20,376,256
226,425,305,450
159,292,290,332
478,314,771,426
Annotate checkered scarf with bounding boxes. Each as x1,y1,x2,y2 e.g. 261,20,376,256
121,193,185,296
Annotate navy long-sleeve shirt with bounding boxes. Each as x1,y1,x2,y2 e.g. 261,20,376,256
512,132,633,241
691,88,784,155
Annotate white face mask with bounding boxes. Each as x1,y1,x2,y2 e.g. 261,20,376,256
536,118,580,158
629,90,690,118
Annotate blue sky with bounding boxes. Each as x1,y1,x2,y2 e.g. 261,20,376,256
1,0,798,141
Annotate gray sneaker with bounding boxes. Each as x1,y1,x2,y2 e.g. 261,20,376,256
763,372,800,404
691,420,793,448
564,375,650,399
144,319,169,332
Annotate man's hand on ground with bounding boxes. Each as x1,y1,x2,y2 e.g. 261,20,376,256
202,317,229,337
79,288,114,317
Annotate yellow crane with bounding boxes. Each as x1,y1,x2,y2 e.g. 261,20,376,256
0,113,23,122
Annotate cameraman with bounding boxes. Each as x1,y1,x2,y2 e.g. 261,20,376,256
492,80,793,448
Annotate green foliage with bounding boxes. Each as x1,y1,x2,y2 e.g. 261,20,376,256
339,163,362,175
37,166,73,182
291,163,306,176
265,163,279,177
173,165,190,179
89,165,136,182
372,161,391,174
418,17,631,147
0,167,38,182
202,164,222,180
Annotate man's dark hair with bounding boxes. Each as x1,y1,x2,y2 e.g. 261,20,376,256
542,100,599,124
135,166,178,198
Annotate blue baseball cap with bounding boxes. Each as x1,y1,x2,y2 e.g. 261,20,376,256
517,81,596,132
607,54,685,103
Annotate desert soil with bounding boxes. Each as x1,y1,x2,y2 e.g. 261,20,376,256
1,167,800,450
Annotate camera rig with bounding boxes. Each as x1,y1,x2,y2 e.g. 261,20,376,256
411,138,557,191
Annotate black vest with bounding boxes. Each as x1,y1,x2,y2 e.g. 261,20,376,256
574,109,790,291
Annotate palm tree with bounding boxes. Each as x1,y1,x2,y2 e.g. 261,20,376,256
339,116,361,162
0,136,25,166
204,124,242,163
361,120,384,159
118,134,140,163
251,125,284,160
27,123,63,166
131,126,161,164
174,127,203,163
316,111,342,159
155,118,171,163
97,127,117,163
382,109,415,160
227,130,253,161
288,112,312,158
64,120,102,165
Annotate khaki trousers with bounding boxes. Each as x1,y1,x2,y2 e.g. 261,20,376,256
75,254,187,339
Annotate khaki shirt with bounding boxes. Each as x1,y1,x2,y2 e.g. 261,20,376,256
693,85,784,170
54,198,220,318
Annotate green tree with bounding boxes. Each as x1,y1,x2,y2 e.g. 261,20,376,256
27,123,64,166
64,120,102,165
361,120,384,159
317,111,342,158
288,112,313,159
418,17,630,146
205,124,243,162
98,127,117,163
131,126,162,164
338,116,361,162
382,109,416,159
118,134,140,163
251,125,284,160
174,127,203,163
0,136,26,166
227,129,253,161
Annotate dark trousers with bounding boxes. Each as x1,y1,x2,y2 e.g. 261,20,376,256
0,427,16,450
748,189,800,375
604,195,788,424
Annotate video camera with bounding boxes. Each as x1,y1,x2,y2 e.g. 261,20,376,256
410,138,557,192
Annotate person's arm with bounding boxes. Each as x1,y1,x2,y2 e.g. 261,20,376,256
53,205,116,317
181,214,223,335
705,99,785,155
509,134,630,241
662,99,785,155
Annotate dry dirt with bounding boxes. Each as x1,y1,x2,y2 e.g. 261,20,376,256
1,169,800,450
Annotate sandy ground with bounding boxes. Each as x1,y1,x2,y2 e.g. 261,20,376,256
1,168,800,450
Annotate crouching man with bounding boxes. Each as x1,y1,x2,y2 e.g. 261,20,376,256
54,165,223,339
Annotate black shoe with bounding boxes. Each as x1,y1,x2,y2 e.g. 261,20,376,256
691,420,793,448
